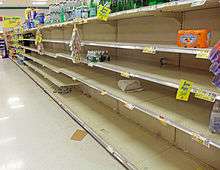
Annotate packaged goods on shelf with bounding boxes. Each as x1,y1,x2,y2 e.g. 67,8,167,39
86,50,110,62
177,29,211,48
118,79,143,92
23,8,45,29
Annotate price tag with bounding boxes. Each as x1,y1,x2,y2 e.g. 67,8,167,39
124,102,135,110
196,49,210,59
191,0,206,7
192,133,210,148
101,91,107,96
143,46,156,54
88,63,94,67
176,80,193,101
97,5,111,21
120,72,130,78
195,89,216,102
159,116,167,126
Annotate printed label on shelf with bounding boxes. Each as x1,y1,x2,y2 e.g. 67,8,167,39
143,46,156,54
195,88,216,102
72,77,77,81
88,63,94,67
120,72,130,78
101,91,107,96
159,116,167,126
97,5,111,21
176,80,193,101
192,133,210,148
124,102,135,110
191,0,206,7
196,49,210,59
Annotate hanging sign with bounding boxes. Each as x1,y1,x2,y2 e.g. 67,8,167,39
176,80,193,101
3,16,21,28
97,4,111,21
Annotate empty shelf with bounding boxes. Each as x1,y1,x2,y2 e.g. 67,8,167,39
21,54,220,148
24,60,75,87
82,59,220,100
82,40,212,55
15,63,213,170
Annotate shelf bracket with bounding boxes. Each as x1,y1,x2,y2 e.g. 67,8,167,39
209,100,220,134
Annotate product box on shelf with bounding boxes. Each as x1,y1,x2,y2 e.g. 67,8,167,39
177,29,211,48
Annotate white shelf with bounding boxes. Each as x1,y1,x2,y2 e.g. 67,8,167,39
20,40,212,56
82,59,220,100
23,47,219,101
20,53,220,149
21,0,219,34
82,40,212,56
20,39,70,44
43,39,70,44
15,63,212,170
24,60,75,87
20,45,39,53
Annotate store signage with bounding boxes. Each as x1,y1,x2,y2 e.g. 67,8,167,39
176,79,193,101
3,16,21,28
97,5,111,21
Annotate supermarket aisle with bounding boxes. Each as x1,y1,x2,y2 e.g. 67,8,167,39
0,59,124,170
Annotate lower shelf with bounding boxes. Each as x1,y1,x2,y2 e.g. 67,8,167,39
16,63,213,170
20,53,220,149
24,60,76,87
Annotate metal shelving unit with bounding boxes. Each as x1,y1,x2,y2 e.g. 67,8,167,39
19,48,220,100
21,53,220,149
20,39,212,56
16,0,220,169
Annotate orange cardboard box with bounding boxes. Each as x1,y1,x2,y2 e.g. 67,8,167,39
177,29,211,48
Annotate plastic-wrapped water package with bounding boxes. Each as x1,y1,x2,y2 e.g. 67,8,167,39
118,80,143,92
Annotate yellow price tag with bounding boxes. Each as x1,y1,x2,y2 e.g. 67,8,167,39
196,49,210,59
159,116,167,126
101,91,107,96
176,80,193,101
195,88,216,102
192,133,210,148
143,46,156,54
120,72,130,78
97,5,111,21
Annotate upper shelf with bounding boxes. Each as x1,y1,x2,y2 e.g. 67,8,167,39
22,0,220,34
19,40,212,56
82,41,212,56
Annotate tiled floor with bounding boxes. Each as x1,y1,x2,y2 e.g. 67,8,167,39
0,59,124,170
